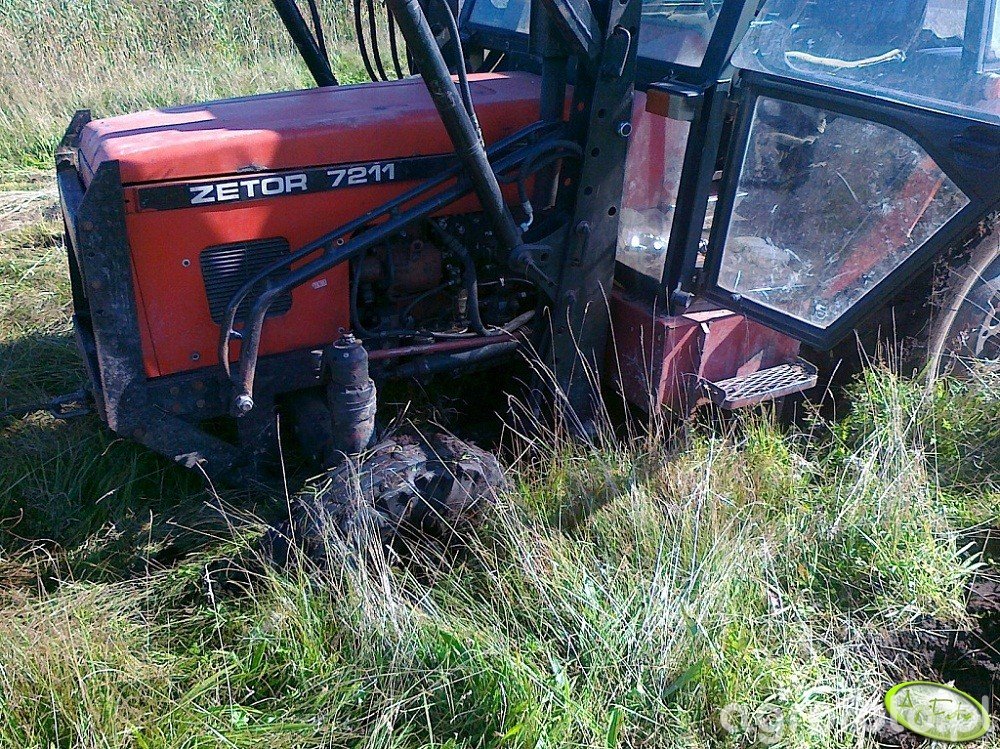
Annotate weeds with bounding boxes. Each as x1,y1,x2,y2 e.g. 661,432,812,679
0,0,367,172
2,353,996,746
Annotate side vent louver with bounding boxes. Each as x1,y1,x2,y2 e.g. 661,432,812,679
200,238,293,324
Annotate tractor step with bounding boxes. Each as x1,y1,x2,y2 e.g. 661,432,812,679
702,359,818,409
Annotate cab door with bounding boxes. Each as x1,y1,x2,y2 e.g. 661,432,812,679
695,0,1000,349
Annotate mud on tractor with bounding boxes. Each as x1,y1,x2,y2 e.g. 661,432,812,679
51,0,1000,542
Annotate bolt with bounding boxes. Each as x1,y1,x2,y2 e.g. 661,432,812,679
617,121,633,139
234,394,254,414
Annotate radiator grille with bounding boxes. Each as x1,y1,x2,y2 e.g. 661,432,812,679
200,238,293,324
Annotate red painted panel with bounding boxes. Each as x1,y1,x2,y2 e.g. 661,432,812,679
608,289,802,413
78,74,542,378
80,74,541,185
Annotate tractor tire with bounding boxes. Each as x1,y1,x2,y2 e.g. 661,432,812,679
928,231,1000,379
269,431,504,565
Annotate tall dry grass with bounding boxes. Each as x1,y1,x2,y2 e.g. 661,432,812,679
0,0,362,173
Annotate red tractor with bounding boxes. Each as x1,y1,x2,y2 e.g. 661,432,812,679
53,0,1000,539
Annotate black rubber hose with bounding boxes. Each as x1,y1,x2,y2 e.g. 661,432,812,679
354,0,380,80
387,7,406,78
367,0,391,80
306,0,329,63
231,140,545,405
428,220,493,336
386,0,522,254
219,120,560,377
272,0,338,85
427,225,480,330
434,0,480,137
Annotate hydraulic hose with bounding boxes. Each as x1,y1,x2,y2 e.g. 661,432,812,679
387,8,406,78
306,0,329,63
367,0,391,80
271,0,338,86
353,0,380,81
228,138,555,411
428,219,492,336
434,0,481,139
219,120,561,378
384,0,522,255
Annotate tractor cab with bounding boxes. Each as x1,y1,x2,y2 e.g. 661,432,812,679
458,0,1000,408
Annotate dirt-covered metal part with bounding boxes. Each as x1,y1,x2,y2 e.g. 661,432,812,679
274,431,504,561
324,331,377,457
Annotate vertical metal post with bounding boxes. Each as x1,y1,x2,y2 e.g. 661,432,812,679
546,0,643,429
531,1,570,208
661,81,730,313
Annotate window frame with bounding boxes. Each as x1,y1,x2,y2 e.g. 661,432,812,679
458,0,756,88
698,69,999,349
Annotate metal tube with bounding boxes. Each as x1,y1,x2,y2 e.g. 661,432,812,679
229,137,556,413
232,183,465,412
369,336,498,361
389,340,519,378
218,120,562,376
272,0,339,86
385,0,523,253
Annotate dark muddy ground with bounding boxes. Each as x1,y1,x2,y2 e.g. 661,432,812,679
876,528,1000,747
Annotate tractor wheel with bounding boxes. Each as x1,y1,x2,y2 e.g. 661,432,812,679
269,431,504,564
928,232,1000,379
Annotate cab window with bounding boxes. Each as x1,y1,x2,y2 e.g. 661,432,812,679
735,0,1000,125
640,0,725,68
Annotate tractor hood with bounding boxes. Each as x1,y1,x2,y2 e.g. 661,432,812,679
77,72,542,186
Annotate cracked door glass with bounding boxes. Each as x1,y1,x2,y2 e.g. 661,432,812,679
717,97,969,327
735,0,1000,126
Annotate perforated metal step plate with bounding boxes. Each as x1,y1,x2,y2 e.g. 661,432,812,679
702,359,818,409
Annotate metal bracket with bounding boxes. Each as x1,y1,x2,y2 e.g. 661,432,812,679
546,0,644,425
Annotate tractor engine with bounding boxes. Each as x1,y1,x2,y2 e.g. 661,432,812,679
58,73,543,478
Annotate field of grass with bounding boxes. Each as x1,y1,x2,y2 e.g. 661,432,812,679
2,2,1000,747
0,0,371,180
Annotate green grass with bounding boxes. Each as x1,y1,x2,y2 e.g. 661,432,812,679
1,352,998,747
0,0,369,174
2,2,1000,746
